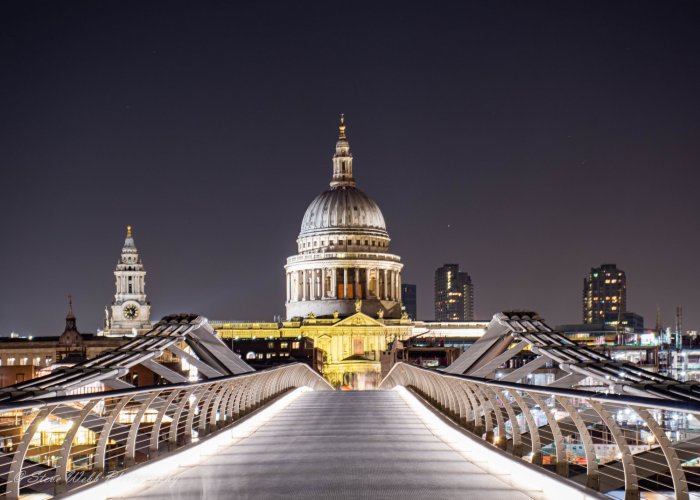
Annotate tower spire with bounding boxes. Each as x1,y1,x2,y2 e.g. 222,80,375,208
330,114,355,188
67,294,74,319
109,226,151,334
338,113,346,140
63,293,79,335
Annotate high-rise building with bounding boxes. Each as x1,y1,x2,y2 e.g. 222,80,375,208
434,264,474,321
401,284,417,320
583,263,626,325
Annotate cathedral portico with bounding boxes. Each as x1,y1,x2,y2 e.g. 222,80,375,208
285,116,404,320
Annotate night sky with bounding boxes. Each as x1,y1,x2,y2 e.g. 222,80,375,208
1,1,699,336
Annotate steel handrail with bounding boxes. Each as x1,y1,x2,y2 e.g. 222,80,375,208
381,362,700,500
0,363,320,412
0,363,332,499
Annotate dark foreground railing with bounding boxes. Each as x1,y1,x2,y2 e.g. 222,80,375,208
0,363,332,499
381,362,700,500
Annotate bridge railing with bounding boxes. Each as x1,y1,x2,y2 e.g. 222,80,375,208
380,362,700,500
0,363,332,499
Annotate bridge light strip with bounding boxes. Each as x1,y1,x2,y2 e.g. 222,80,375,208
395,386,602,500
63,387,310,500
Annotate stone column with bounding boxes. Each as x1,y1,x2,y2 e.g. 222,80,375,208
365,268,370,299
354,268,360,299
321,268,326,299
375,268,379,298
302,270,307,301
343,268,348,299
383,269,388,300
309,270,315,300
331,269,337,298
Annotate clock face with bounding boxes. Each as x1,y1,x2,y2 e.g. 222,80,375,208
124,304,139,320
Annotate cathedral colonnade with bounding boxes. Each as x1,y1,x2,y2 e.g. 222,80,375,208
286,265,402,303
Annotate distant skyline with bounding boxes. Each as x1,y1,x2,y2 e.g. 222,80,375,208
1,1,699,335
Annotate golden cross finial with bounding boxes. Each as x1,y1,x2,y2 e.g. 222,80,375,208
338,113,346,140
127,225,132,238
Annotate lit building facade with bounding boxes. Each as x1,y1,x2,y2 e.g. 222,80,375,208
213,315,413,389
0,299,127,388
434,264,474,321
583,263,626,325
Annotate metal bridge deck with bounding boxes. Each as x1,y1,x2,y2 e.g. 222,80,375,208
121,391,533,500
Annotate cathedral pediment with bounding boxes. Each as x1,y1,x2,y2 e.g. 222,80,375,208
333,313,384,328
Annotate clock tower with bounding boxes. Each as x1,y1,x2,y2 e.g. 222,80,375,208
107,225,151,335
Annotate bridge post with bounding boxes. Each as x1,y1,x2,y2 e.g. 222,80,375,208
198,384,221,437
184,387,206,445
634,406,689,500
453,383,475,431
497,389,523,457
55,399,99,495
5,407,53,500
530,393,567,476
214,384,235,429
462,383,484,435
469,383,494,441
94,395,134,473
150,388,181,458
480,386,509,451
508,391,542,465
125,391,161,467
169,388,196,451
589,401,639,500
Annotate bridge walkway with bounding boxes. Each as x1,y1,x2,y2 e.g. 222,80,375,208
118,390,535,499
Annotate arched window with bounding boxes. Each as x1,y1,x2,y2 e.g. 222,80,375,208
246,352,256,360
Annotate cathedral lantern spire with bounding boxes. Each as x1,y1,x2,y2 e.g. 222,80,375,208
124,225,135,249
338,113,346,140
330,114,355,188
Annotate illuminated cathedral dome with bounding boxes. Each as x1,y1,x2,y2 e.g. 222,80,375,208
299,187,388,238
285,116,404,320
